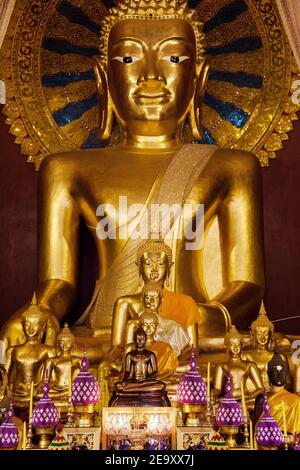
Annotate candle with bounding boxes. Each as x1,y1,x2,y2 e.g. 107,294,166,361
207,362,211,398
29,381,33,418
241,381,247,417
281,400,287,436
22,421,27,450
68,364,72,398
249,419,253,450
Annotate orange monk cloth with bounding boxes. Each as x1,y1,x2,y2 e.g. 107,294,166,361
276,0,300,71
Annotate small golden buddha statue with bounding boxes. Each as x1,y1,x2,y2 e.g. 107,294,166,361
40,323,81,403
242,302,289,391
4,307,55,406
110,326,170,406
213,326,263,401
0,0,264,354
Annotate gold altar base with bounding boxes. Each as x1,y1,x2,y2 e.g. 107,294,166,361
73,404,95,427
183,404,206,427
220,426,239,448
35,426,54,449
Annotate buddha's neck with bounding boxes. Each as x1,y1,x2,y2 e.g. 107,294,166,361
270,385,285,393
120,128,183,150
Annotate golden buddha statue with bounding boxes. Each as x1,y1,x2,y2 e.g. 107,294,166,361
242,302,290,391
109,326,170,406
4,307,55,406
40,323,81,403
0,0,264,354
213,326,263,401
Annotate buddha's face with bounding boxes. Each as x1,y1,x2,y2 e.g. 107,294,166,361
135,332,147,348
269,365,287,387
141,317,157,337
58,336,73,353
107,18,198,137
141,252,169,283
227,337,242,356
254,326,271,348
143,290,161,310
22,316,44,339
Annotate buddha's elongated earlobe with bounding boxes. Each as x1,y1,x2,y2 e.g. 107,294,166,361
94,59,114,140
188,61,210,141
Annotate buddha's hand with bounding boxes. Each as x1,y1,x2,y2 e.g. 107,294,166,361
103,345,124,362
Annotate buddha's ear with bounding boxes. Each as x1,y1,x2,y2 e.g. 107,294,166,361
94,58,114,140
189,59,210,141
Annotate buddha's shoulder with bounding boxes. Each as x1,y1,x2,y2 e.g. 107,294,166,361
39,147,113,171
209,147,260,174
164,289,196,306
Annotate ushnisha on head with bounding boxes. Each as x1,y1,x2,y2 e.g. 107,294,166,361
95,0,208,142
224,325,243,356
136,239,173,284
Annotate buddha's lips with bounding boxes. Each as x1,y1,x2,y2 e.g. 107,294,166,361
134,90,171,103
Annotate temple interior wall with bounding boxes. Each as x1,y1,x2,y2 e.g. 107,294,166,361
0,108,300,334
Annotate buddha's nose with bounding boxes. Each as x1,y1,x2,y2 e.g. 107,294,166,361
139,52,165,85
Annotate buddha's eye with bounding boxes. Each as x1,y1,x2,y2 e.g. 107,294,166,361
113,56,141,64
161,55,189,63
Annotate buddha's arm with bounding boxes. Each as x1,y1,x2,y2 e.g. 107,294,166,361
248,364,264,398
36,156,80,320
213,364,224,397
206,152,265,329
111,297,132,347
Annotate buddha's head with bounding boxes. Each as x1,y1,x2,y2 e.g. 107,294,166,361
141,281,163,310
139,309,158,339
251,302,274,350
224,326,243,357
56,323,75,354
134,326,147,349
136,238,173,284
21,306,47,340
267,353,288,387
96,0,207,145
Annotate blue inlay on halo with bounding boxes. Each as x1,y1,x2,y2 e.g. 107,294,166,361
198,129,217,145
188,0,202,7
43,38,99,56
53,93,98,126
204,92,249,128
203,0,247,34
42,70,95,88
57,1,100,37
209,70,262,89
81,129,108,149
206,36,262,56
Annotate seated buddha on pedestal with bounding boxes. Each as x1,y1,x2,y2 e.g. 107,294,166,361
0,0,265,361
213,326,263,403
109,326,170,407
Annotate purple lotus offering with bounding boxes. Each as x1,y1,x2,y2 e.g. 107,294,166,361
255,390,283,449
32,375,59,428
177,346,207,405
215,372,243,427
72,347,100,406
0,399,19,449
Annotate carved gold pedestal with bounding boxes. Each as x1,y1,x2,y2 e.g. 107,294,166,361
220,426,239,448
73,404,95,427
183,404,205,427
35,426,54,449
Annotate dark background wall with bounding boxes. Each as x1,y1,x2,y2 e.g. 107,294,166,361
0,108,300,334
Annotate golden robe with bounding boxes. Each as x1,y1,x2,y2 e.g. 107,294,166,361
161,288,200,329
149,340,179,379
266,388,300,433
